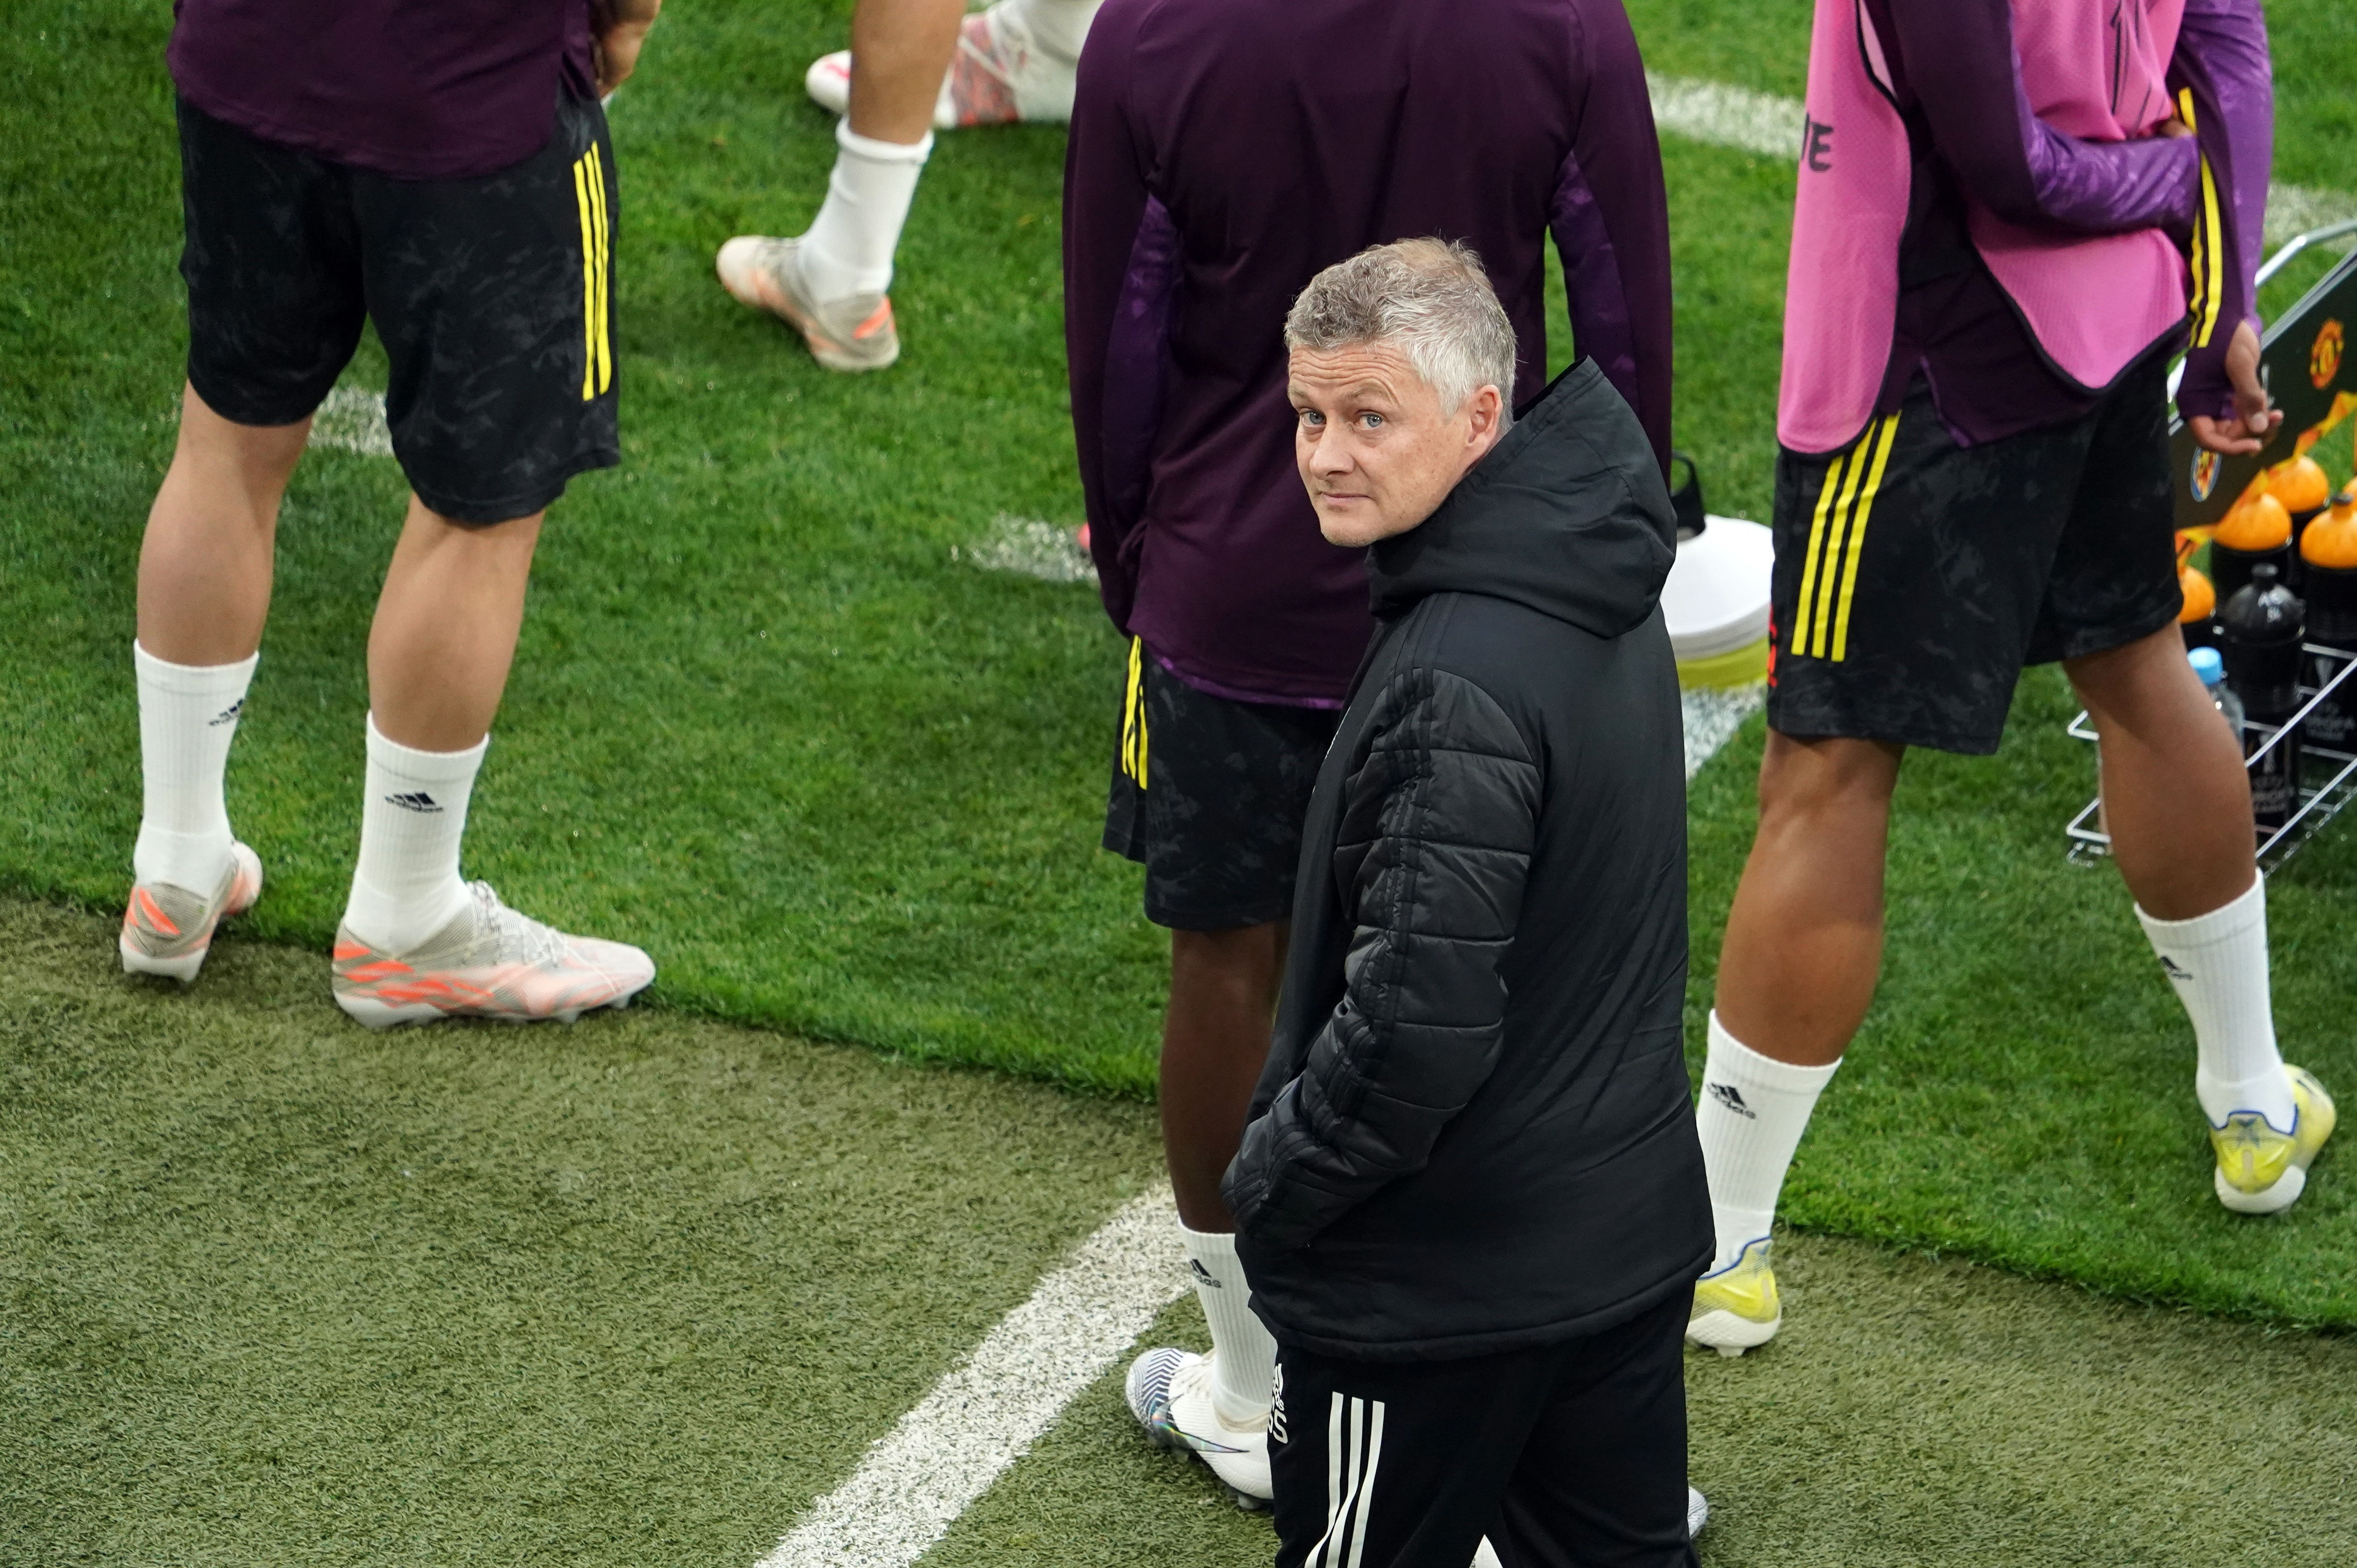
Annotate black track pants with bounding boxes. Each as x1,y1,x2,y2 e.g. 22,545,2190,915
1269,1291,1698,1568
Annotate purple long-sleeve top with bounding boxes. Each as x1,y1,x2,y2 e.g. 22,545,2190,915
1857,0,2269,443
170,1,596,180
1064,0,1672,708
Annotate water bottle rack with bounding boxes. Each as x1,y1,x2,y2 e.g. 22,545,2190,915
2065,644,2357,872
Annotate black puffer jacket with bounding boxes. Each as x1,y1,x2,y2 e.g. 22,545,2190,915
1224,361,1710,1360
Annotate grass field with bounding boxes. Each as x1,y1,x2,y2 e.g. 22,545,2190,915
6,898,2354,1565
6,0,2357,1561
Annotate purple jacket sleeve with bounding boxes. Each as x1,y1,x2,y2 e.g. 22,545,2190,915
2169,0,2273,423
1062,0,1171,636
1886,0,2197,235
1549,0,1673,476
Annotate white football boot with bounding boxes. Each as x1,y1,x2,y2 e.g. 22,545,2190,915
805,0,1084,128
715,234,899,372
1124,1346,1272,1507
331,881,654,1028
120,840,263,982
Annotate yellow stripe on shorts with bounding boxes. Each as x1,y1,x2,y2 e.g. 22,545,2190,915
1828,414,1900,662
573,145,613,401
1792,414,1898,661
1808,423,1881,656
1120,637,1149,788
1791,443,1854,658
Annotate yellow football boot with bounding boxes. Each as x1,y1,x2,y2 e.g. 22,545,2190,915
1688,1236,1780,1356
2212,1066,2336,1216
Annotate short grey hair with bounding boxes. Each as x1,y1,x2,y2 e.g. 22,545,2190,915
1284,239,1519,421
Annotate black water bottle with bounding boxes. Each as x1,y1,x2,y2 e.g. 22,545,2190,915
2221,562,2306,833
2297,494,2357,753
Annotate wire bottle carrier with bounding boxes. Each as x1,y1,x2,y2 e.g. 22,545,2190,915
2066,644,2357,869
2066,221,2357,871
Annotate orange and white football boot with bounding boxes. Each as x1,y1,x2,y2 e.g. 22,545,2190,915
120,842,264,983
331,881,654,1028
804,0,1082,128
715,234,899,372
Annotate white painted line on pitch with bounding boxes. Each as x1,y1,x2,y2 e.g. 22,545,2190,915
742,704,1747,1568
1682,684,1765,781
754,1187,1187,1568
307,385,394,457
1647,72,1801,162
953,512,1099,585
1645,71,2355,249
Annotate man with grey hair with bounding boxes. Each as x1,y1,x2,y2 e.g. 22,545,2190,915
1068,0,1673,1508
1224,240,1709,1566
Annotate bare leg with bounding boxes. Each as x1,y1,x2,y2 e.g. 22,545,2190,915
846,0,969,143
1162,922,1288,1231
367,497,544,752
1713,734,1906,1066
2066,623,2256,918
136,384,308,664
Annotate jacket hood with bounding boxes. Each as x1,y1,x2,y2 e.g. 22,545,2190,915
1366,359,1675,638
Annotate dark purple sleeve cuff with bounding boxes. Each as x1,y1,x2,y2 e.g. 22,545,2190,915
2175,343,2246,424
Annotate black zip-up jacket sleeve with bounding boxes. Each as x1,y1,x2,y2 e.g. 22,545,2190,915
1225,664,1540,1251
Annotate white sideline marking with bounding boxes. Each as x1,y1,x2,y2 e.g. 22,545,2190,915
1645,71,2355,249
1647,71,1799,162
307,385,393,457
954,513,1098,585
754,1188,1187,1568
740,701,1748,1568
1682,684,1765,781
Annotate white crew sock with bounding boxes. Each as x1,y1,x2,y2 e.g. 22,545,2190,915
799,120,933,302
1012,0,1100,63
1182,1224,1276,1426
342,715,485,954
132,642,258,891
2137,879,2297,1132
1695,1011,1842,1274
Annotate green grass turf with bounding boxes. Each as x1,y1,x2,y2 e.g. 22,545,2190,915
1692,675,2357,1328
4,0,2357,1336
937,1234,2357,1567
0,899,1165,1566
6,897,2354,1565
3,0,1169,1092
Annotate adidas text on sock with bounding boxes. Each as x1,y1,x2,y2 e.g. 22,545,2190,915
132,641,258,891
2138,879,2296,1131
1696,1010,1841,1273
342,715,486,955
1181,1223,1275,1426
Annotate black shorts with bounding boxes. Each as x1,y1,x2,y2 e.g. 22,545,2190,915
1103,638,1341,931
176,93,620,525
1765,344,2182,754
1269,1292,1697,1568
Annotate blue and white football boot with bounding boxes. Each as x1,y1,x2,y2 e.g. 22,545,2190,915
1124,1346,1272,1508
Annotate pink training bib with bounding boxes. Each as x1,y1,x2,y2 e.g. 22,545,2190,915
1778,0,2190,454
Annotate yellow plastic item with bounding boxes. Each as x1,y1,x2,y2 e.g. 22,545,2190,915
2179,563,2216,621
2215,492,2293,550
2268,453,2334,514
2301,490,2357,569
1677,637,1769,689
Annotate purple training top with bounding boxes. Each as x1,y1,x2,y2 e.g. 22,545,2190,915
169,0,596,181
1863,0,2270,444
1064,0,1673,709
